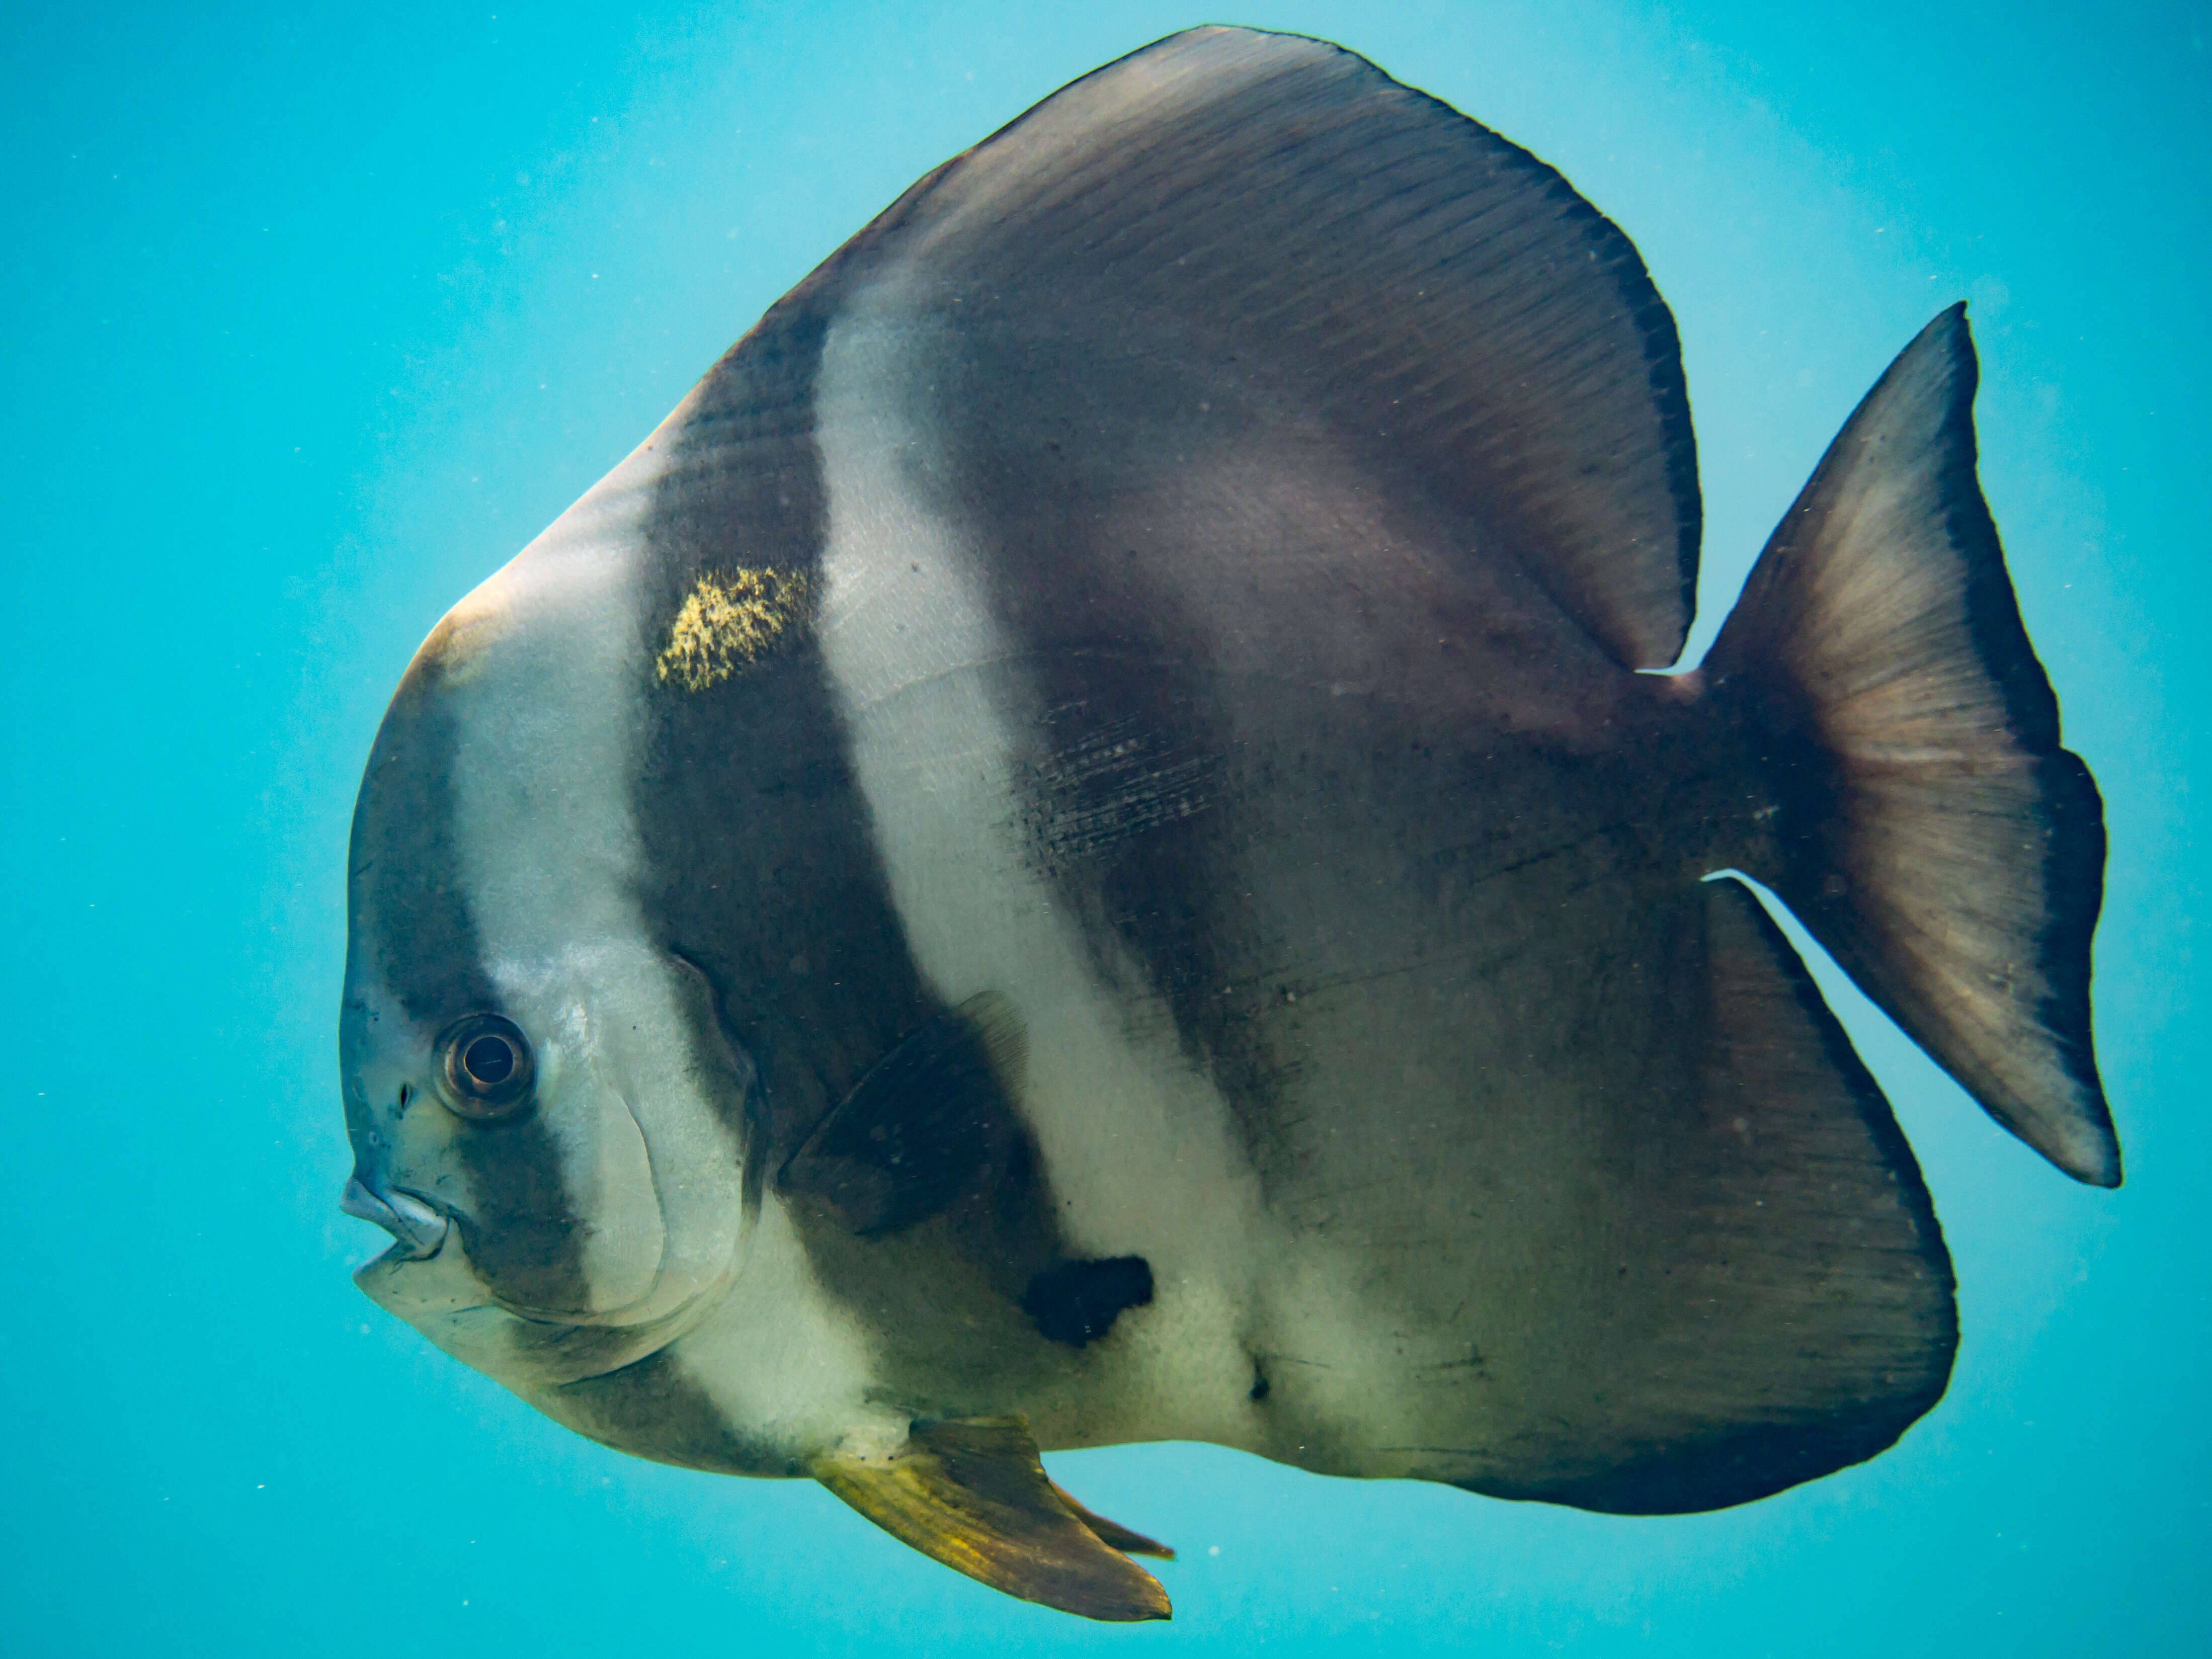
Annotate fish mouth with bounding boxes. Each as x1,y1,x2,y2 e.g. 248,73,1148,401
341,1176,452,1260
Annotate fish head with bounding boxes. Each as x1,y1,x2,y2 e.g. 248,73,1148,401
338,497,752,1394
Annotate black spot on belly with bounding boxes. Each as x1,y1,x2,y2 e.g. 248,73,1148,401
1022,1256,1154,1348
1248,1362,1271,1403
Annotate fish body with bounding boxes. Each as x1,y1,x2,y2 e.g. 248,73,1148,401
339,28,2115,1620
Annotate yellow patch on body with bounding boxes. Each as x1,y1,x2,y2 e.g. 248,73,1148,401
655,567,814,692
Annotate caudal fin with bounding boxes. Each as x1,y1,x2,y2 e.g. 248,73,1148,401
1706,305,2117,1186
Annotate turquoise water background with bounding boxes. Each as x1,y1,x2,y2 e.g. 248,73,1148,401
6,3,2205,1652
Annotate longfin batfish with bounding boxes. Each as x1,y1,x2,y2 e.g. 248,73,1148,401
338,26,2115,1621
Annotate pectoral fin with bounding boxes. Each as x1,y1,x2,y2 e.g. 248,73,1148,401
814,1416,1171,1621
778,993,1028,1235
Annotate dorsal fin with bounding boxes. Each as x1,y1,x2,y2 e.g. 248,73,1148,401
802,25,1699,668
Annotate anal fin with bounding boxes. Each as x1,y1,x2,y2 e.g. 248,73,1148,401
815,1417,1171,1621
1520,879,1958,1514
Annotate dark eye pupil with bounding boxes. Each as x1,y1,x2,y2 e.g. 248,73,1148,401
463,1035,515,1086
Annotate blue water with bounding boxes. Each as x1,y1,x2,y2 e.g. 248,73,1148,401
6,3,2205,1652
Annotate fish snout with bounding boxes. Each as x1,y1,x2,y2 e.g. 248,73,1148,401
341,1174,451,1260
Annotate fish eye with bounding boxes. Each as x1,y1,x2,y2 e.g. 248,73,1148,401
436,1014,534,1120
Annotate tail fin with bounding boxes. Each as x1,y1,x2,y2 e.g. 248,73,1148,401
1706,304,2117,1186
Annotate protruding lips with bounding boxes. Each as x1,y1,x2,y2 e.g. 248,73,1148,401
341,1175,451,1260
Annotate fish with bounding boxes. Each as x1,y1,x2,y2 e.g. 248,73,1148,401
337,25,2118,1623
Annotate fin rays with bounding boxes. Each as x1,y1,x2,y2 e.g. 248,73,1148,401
1709,305,2115,1184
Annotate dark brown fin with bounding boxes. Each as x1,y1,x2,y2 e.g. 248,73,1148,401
1510,880,1956,1513
817,25,1699,668
1047,1481,1175,1560
815,1418,1171,1621
1705,305,2116,1186
776,993,1028,1233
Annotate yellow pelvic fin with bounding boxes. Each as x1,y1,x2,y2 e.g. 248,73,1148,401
814,1416,1171,1622
1048,1479,1174,1560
